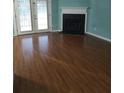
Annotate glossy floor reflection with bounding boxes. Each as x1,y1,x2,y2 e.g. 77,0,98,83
14,33,111,93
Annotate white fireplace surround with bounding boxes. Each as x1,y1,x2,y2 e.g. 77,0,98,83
60,7,88,33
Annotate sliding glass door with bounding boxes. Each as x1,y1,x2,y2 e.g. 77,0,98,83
14,0,51,35
16,0,32,32
37,0,48,30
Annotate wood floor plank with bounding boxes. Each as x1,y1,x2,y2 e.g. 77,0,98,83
14,33,111,93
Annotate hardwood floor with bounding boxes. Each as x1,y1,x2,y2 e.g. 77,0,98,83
13,32,111,93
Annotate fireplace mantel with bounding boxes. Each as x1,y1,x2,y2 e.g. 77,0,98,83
61,7,88,14
60,7,88,32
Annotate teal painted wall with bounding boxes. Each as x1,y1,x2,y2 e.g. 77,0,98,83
52,0,59,30
51,0,111,40
58,0,90,7
88,0,111,39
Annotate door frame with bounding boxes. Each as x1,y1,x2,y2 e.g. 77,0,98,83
14,0,52,35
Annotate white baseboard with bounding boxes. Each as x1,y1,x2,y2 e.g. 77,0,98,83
52,30,62,32
13,30,62,36
85,32,111,42
13,34,17,37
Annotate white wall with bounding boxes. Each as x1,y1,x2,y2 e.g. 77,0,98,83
13,2,17,36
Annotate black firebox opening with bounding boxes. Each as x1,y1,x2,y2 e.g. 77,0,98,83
63,14,85,35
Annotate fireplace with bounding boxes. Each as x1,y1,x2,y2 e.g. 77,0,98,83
63,14,85,34
61,7,88,35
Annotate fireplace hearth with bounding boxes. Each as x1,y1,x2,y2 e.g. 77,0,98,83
63,14,85,35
